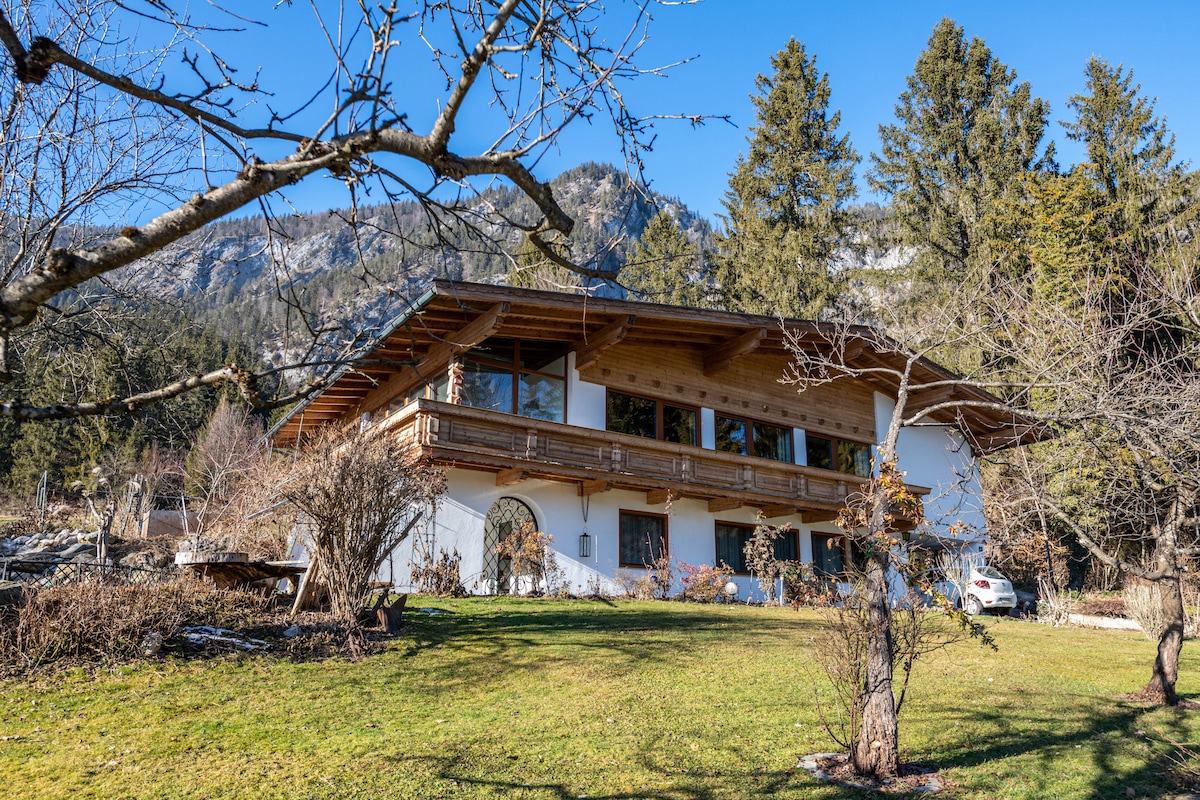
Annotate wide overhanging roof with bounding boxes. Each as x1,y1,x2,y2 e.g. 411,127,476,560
269,280,1044,451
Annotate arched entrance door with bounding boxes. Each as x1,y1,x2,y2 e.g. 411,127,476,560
482,497,536,594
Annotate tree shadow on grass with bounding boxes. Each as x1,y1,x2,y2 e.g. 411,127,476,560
922,690,1200,798
386,740,859,799
397,599,822,678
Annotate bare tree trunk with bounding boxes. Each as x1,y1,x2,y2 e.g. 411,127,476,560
1143,574,1184,705
853,547,899,778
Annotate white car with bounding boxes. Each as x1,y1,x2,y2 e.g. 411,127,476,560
962,565,1017,615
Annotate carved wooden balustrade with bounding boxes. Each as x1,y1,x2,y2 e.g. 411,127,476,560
379,400,928,520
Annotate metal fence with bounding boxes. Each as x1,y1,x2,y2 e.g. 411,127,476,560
0,557,176,590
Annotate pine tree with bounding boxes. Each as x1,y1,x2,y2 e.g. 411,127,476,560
1063,58,1189,245
620,210,710,306
870,18,1054,282
717,39,859,319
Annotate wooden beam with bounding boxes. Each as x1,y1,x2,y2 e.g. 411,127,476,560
703,327,767,376
800,510,839,524
905,386,961,418
575,315,635,371
419,301,511,370
708,497,742,513
646,488,676,506
578,479,611,497
495,468,528,487
759,503,796,519
362,302,509,414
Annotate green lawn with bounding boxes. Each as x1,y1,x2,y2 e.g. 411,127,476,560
1,598,1197,799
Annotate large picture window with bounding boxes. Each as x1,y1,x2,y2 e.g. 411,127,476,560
461,338,566,422
607,390,698,446
715,414,793,463
619,511,668,567
715,522,799,573
805,435,872,477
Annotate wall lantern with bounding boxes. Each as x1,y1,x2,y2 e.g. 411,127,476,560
579,531,592,559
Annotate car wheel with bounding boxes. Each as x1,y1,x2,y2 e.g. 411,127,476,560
965,594,983,616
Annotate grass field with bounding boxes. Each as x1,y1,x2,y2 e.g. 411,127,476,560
1,598,1197,799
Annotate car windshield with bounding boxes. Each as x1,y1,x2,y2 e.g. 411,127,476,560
977,566,1006,580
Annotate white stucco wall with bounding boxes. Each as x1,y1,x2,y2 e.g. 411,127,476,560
566,352,606,430
383,466,861,601
873,392,986,552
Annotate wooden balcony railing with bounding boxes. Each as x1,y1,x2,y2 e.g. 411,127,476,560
379,400,928,519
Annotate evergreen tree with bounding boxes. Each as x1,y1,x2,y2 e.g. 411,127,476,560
620,210,711,306
717,39,859,319
870,18,1055,282
1063,58,1189,245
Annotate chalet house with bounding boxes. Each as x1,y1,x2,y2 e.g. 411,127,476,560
270,281,1026,599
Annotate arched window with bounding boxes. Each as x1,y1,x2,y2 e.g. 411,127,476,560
482,497,536,594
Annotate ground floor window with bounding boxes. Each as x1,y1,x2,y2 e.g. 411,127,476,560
811,533,846,578
714,522,798,573
619,511,668,567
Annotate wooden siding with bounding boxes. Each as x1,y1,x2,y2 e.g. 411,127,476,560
379,400,926,515
579,343,877,443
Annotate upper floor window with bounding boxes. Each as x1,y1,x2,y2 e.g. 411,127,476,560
462,338,566,422
715,522,799,574
715,415,793,463
606,390,698,446
805,435,872,477
385,374,448,417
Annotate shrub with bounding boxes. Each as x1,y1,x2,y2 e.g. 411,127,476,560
495,522,564,596
411,547,466,597
1035,577,1074,627
678,561,733,603
780,560,831,607
614,569,653,600
0,576,270,671
646,549,674,600
743,517,790,601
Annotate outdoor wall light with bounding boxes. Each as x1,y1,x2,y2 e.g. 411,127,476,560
578,531,592,559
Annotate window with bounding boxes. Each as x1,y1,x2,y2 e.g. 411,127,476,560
811,533,845,579
606,390,698,446
461,338,566,422
715,414,793,463
715,522,799,573
805,435,872,477
385,375,448,416
619,511,668,567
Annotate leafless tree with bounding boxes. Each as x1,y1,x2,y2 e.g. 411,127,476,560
0,0,718,419
284,423,444,648
980,251,1200,706
781,276,1041,779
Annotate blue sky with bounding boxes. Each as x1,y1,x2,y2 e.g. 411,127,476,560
195,1,1200,223
572,0,1200,219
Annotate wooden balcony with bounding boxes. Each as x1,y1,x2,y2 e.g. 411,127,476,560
380,400,928,521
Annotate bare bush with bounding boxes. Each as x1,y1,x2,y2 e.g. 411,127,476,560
284,425,444,647
1035,577,1074,627
495,521,563,596
614,569,654,600
411,548,466,597
0,575,270,671
743,517,790,602
809,591,975,752
677,561,734,603
1126,581,1166,640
